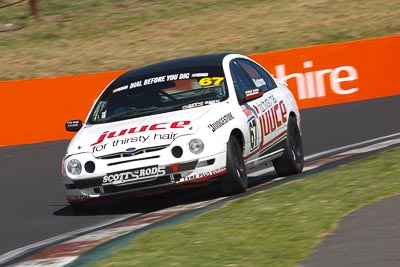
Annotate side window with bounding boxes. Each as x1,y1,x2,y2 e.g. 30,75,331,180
237,59,268,92
237,59,277,92
251,62,277,91
229,61,255,101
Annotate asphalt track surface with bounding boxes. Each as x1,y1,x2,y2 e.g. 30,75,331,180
0,95,399,259
304,194,400,267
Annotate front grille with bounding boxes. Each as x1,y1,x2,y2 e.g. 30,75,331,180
74,178,103,189
103,175,173,194
96,145,168,159
107,155,160,166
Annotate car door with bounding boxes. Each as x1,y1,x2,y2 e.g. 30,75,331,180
231,59,290,163
229,60,263,160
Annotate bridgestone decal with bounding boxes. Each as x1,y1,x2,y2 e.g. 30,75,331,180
208,112,234,132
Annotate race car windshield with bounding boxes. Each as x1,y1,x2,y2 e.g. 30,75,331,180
88,67,228,124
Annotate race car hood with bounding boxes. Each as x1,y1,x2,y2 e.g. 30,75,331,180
66,103,228,157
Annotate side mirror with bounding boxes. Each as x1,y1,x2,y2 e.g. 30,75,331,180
65,120,83,132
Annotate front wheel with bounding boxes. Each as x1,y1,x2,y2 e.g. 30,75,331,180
273,116,304,176
219,136,248,195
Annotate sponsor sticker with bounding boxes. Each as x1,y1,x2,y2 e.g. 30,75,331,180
91,120,191,147
112,73,193,92
245,88,261,97
258,100,288,136
182,102,205,110
248,116,259,152
208,112,234,132
191,73,209,78
102,166,166,185
181,166,226,182
198,77,224,86
252,78,267,87
67,195,91,200
113,85,129,93
182,100,220,110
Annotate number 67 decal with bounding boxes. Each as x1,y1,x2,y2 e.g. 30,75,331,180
248,117,259,152
198,77,224,86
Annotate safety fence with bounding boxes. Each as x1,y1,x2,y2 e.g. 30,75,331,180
0,35,398,147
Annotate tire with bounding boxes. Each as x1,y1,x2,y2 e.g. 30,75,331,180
219,136,248,195
273,116,304,176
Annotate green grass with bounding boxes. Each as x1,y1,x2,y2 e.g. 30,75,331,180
90,147,400,267
0,0,399,80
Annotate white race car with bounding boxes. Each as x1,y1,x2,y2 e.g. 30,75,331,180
62,53,304,210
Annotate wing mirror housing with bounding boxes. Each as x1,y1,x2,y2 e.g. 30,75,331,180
65,120,83,132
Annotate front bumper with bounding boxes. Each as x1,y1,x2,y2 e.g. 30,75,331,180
64,151,226,203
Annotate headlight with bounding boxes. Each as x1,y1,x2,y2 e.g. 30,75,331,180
189,138,204,154
67,159,82,176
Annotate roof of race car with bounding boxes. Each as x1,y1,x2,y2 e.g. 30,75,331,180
112,53,231,85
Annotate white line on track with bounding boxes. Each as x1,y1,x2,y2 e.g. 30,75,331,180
249,132,400,177
304,132,400,161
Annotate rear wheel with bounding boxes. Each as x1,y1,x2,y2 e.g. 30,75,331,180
219,136,248,195
273,116,304,176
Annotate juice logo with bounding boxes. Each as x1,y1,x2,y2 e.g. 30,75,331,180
91,121,190,147
275,61,359,100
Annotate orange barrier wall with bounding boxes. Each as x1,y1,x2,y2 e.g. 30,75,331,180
0,71,125,147
0,35,399,147
250,34,399,109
